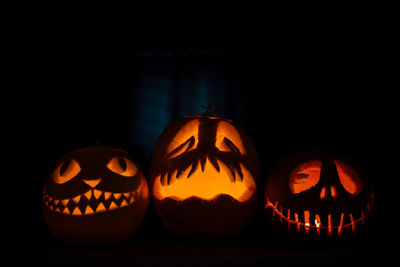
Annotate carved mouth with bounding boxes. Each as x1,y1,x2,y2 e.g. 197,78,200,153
153,158,256,202
43,187,140,216
265,194,374,236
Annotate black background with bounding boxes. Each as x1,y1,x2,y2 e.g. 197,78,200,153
9,12,397,266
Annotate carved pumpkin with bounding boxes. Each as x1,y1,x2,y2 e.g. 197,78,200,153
150,115,260,239
265,154,374,237
42,145,149,244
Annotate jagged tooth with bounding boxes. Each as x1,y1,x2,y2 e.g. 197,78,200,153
93,189,102,199
61,199,69,207
178,165,191,180
84,190,92,200
53,199,59,205
237,164,244,181
72,206,82,216
114,193,122,200
96,202,107,213
208,156,220,172
168,169,178,185
229,164,236,182
120,199,129,208
62,207,70,215
72,195,81,204
109,201,119,210
175,168,182,179
84,205,95,215
187,161,199,179
200,156,206,172
123,192,130,199
104,192,112,200
218,160,234,182
160,172,167,186
129,193,136,204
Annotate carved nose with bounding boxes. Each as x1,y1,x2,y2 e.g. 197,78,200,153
83,178,101,188
319,186,338,199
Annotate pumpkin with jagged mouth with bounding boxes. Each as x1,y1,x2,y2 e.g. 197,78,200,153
265,154,374,237
150,115,260,239
42,146,149,244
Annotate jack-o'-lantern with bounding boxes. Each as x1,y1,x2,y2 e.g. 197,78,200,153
42,145,149,245
150,114,260,239
265,154,374,237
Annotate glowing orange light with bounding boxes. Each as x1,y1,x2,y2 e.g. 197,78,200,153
215,121,246,154
153,158,256,202
333,160,362,195
289,160,322,193
320,186,326,199
167,119,199,157
330,186,338,198
52,159,81,184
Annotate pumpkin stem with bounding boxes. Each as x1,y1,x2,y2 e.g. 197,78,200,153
200,104,217,117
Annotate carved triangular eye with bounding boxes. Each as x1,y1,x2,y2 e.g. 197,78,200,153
107,156,137,177
167,136,195,159
52,158,81,184
289,160,322,193
166,119,199,159
215,121,245,154
333,160,363,195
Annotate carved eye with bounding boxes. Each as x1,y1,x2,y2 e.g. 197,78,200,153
215,121,245,154
167,119,199,159
107,156,137,177
52,158,81,184
289,160,322,193
333,160,363,195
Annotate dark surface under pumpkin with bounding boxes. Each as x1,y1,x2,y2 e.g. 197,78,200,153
150,115,260,239
42,146,149,245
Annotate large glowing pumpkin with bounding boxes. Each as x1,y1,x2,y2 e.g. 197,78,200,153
265,154,374,237
42,145,149,245
150,115,260,239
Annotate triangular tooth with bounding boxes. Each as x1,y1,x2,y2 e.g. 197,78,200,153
84,205,95,215
109,201,119,210
129,194,136,204
120,199,129,207
187,161,199,179
72,206,82,216
96,202,107,213
123,192,130,199
93,189,102,199
104,192,112,200
72,195,81,204
53,199,59,205
61,199,69,206
114,193,122,200
62,207,70,215
200,156,206,172
209,157,220,172
84,190,92,200
55,206,62,213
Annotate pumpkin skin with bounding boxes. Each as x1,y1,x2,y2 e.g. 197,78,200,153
42,145,149,245
264,154,374,237
150,115,260,239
